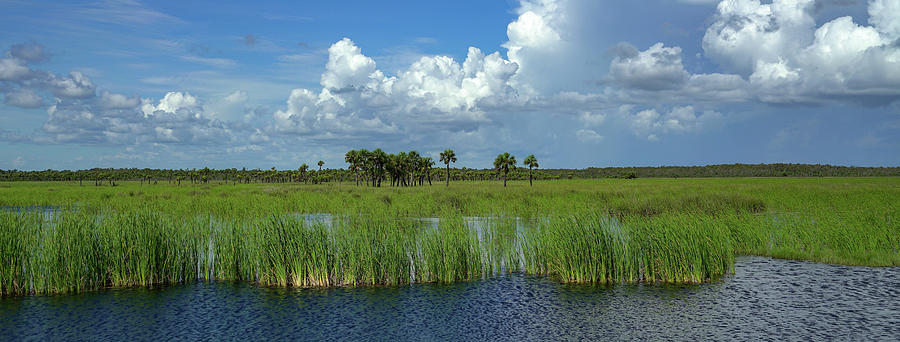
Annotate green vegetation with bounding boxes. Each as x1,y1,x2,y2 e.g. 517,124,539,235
3,163,897,184
0,177,898,295
440,149,457,187
523,155,539,186
493,152,517,187
544,163,900,178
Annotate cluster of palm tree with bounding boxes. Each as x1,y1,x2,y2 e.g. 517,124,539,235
344,149,438,187
493,153,539,187
343,149,540,188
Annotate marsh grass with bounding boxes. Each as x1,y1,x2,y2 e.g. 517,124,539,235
0,177,897,295
0,209,741,295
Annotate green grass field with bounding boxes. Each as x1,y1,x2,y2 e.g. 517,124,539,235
1,178,898,295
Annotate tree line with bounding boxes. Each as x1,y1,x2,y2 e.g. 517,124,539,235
542,163,900,179
1,159,897,185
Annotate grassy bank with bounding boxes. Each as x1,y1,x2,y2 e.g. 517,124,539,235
1,178,897,295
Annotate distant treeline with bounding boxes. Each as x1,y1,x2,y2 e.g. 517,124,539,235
0,163,897,183
543,164,900,179
0,166,555,185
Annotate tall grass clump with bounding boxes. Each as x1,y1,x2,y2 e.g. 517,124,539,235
481,216,522,275
626,214,733,283
254,215,335,286
0,211,33,295
523,212,733,284
417,212,484,283
523,213,632,283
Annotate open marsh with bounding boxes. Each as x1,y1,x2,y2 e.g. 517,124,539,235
1,178,898,295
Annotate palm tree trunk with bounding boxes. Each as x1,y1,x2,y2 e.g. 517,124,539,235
445,165,450,187
529,168,533,186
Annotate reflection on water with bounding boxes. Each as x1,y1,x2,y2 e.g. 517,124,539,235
2,256,898,340
289,212,335,226
0,206,61,220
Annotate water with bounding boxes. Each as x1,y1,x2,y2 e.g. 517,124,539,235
0,206,61,220
2,256,898,341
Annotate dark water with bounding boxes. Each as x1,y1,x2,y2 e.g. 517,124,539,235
2,256,899,341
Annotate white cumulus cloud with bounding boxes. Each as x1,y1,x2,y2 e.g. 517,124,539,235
701,0,900,103
141,91,199,116
272,38,521,139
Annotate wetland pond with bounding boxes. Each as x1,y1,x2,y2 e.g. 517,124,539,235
2,256,898,341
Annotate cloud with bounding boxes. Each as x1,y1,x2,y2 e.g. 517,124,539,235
272,87,399,137
608,43,690,90
701,0,900,104
575,129,604,143
578,111,606,126
8,42,49,62
272,38,521,140
589,0,900,106
501,1,571,95
51,72,96,99
141,91,199,116
99,91,140,109
203,90,252,122
320,38,382,91
71,0,182,26
702,0,817,75
12,156,25,168
395,47,519,112
180,55,237,68
5,1,898,169
869,0,900,40
0,58,33,81
224,90,247,103
4,88,43,108
38,92,239,146
627,105,722,140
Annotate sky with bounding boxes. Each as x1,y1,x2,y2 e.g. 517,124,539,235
1,0,898,171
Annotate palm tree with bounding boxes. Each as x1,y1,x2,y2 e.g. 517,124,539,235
523,154,539,186
439,149,457,187
357,149,371,186
345,150,361,186
371,149,388,187
407,150,421,186
422,157,435,186
317,160,324,172
299,163,309,183
493,152,516,187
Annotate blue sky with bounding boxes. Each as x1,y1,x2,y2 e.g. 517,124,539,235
1,0,898,170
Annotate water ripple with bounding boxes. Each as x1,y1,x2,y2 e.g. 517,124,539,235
2,256,899,341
